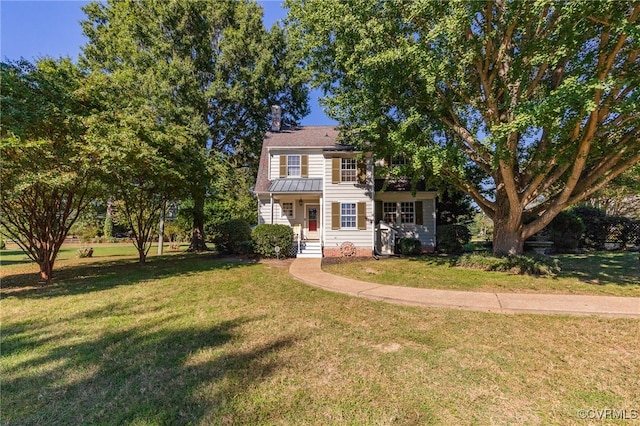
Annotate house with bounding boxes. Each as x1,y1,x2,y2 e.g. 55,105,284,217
254,117,437,258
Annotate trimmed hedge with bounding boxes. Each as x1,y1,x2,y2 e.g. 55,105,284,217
251,224,294,258
437,224,471,254
396,238,422,256
214,219,252,254
456,252,561,276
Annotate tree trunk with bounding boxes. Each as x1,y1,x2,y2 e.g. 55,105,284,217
188,191,209,252
493,224,526,255
491,195,526,255
39,258,53,282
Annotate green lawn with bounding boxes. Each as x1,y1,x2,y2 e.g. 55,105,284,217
323,251,640,297
2,248,639,425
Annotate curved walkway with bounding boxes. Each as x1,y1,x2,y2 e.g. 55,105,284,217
289,258,640,318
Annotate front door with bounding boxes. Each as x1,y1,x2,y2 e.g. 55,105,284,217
307,205,319,237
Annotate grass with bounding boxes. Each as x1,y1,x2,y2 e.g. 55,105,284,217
2,247,639,424
323,251,640,297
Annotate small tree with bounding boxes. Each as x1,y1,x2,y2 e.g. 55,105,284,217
0,59,101,281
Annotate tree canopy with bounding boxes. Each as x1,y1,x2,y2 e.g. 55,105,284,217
82,0,309,250
287,0,640,254
0,59,102,280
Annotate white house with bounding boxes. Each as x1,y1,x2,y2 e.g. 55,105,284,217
254,123,437,258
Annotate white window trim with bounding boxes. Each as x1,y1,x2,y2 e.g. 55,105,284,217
287,155,301,177
400,201,415,224
382,201,415,224
340,158,357,183
282,202,294,218
340,202,357,229
383,201,398,224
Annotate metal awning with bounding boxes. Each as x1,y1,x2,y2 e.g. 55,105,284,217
268,178,322,193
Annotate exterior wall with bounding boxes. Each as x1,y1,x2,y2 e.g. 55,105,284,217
374,192,437,251
268,148,324,180
258,196,318,229
323,155,374,254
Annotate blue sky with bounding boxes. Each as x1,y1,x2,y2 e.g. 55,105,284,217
0,0,335,125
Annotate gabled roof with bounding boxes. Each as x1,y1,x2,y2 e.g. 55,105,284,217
255,126,352,194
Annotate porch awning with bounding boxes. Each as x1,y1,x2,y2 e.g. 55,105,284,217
268,178,322,193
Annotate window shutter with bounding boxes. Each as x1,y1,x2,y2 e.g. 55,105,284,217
332,202,340,230
415,201,423,225
301,155,309,178
279,155,286,178
357,160,367,184
332,158,340,183
357,202,367,230
375,200,382,224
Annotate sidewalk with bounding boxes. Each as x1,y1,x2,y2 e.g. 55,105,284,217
289,258,640,318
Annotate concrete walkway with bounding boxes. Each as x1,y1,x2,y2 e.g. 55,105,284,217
289,258,640,318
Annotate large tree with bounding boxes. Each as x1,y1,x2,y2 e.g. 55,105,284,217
287,0,640,254
0,59,101,281
87,71,193,263
82,0,309,251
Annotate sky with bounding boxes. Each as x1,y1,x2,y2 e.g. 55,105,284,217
0,0,336,126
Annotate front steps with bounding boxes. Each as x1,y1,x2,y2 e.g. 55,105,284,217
296,240,322,258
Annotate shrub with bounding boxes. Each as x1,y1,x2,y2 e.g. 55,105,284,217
0,238,5,250
571,206,607,249
251,224,294,258
456,252,561,276
546,210,585,252
213,219,252,254
396,238,422,256
436,224,471,254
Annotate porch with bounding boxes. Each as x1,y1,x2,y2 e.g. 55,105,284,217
264,178,323,257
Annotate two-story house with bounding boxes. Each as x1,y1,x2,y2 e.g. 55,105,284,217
254,121,437,258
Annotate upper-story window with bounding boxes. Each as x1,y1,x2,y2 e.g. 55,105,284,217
287,155,301,177
391,154,408,167
341,158,357,182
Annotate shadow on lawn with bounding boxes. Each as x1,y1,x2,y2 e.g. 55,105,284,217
1,252,258,299
411,251,640,287
3,314,299,425
558,252,640,287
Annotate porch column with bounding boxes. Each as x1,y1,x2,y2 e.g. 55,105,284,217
270,193,274,224
319,196,323,245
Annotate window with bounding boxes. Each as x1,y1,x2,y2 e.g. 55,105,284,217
341,158,357,182
391,155,408,167
383,202,397,223
287,155,301,177
400,202,414,224
341,203,357,228
382,202,415,224
282,202,293,218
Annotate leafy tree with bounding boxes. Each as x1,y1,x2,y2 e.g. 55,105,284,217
0,59,101,281
82,0,309,251
287,0,640,254
584,164,640,219
86,71,192,264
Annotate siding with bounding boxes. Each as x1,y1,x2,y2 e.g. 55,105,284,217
323,155,374,249
269,149,324,180
258,197,307,227
374,194,437,248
